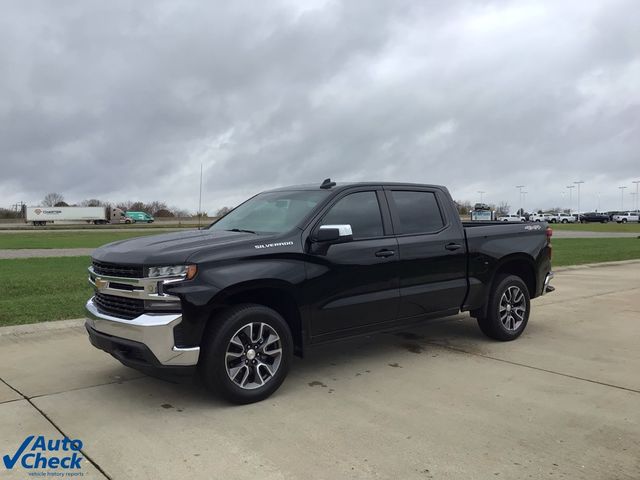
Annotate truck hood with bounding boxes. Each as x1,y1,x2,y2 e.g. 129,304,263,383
92,229,262,265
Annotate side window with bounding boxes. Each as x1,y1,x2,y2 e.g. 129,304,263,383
390,190,444,234
321,191,384,239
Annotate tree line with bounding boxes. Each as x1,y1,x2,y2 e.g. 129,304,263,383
0,192,234,219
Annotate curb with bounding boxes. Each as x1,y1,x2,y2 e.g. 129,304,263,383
554,258,640,272
0,318,84,337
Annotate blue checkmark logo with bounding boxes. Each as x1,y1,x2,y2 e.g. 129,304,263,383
3,435,34,469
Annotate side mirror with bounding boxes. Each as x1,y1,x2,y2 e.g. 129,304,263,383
315,224,353,243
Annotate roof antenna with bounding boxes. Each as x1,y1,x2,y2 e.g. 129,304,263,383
320,178,336,189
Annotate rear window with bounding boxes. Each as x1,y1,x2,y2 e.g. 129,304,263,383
390,191,445,234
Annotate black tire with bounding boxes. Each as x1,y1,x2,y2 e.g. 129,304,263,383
476,274,530,341
562,219,568,223
199,304,293,404
622,218,627,223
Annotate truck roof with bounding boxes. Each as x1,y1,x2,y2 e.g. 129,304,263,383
266,181,445,192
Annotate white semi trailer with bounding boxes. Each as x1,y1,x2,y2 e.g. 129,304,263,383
25,206,129,226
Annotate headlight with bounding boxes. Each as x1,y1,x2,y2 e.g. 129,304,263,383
147,264,197,280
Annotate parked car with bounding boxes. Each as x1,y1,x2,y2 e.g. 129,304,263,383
612,212,640,223
125,211,155,223
555,213,576,224
86,179,554,404
529,213,551,222
497,214,525,222
579,212,609,223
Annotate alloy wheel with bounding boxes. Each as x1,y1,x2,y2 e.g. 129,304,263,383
225,322,283,390
499,286,526,331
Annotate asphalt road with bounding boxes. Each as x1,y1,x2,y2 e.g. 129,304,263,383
1,262,639,479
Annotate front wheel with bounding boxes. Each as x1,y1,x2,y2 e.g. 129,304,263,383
621,218,627,223
199,304,293,404
476,274,530,341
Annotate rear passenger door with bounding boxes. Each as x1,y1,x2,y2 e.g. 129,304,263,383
385,187,467,318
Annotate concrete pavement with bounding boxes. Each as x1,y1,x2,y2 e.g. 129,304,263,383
552,230,639,238
0,248,95,259
1,263,639,479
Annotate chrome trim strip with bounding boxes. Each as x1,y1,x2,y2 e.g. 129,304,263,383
85,297,199,366
87,266,180,301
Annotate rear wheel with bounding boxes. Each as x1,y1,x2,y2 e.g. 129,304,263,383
199,304,293,404
477,274,530,341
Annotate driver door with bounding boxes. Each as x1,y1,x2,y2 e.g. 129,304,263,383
305,188,400,337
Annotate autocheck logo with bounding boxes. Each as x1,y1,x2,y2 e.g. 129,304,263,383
254,241,294,249
3,435,83,472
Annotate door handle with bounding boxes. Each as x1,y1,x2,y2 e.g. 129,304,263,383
375,249,395,258
445,243,462,251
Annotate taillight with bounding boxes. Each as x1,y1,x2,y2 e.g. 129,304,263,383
546,227,553,260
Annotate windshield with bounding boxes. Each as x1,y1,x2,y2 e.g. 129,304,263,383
209,190,329,234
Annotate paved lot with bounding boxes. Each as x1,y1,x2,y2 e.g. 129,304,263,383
0,248,95,259
552,230,639,238
1,263,639,479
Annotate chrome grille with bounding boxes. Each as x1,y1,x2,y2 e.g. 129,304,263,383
92,260,143,279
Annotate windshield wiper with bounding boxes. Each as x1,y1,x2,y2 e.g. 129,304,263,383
226,228,257,234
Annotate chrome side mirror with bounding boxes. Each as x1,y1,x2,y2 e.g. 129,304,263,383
315,224,353,243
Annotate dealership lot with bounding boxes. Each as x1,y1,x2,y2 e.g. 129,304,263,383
1,262,639,479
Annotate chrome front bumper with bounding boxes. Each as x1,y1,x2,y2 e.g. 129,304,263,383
85,298,200,366
542,271,555,295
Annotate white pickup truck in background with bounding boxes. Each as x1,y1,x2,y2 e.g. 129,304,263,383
612,212,640,223
529,213,551,222
497,214,525,222
548,213,577,223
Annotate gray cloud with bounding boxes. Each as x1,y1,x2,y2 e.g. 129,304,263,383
1,0,639,214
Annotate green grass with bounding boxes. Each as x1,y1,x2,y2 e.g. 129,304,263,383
551,222,640,233
0,256,93,326
553,238,640,266
0,230,182,249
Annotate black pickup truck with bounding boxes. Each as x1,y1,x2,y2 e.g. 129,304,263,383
86,180,554,403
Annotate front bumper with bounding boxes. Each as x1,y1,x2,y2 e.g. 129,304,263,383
85,297,200,367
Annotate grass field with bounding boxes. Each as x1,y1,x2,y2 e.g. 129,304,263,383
0,230,182,249
552,238,640,266
0,256,92,326
551,222,640,233
0,238,638,326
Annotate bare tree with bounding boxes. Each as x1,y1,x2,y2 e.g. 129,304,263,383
496,201,510,216
42,193,65,207
215,206,233,217
454,200,472,215
80,198,104,207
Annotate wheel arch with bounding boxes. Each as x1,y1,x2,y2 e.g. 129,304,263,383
208,280,305,357
472,254,537,319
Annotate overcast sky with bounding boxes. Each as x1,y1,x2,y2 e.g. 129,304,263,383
1,0,639,214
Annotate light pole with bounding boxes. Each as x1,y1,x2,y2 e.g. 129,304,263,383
574,181,584,218
566,185,575,213
619,186,627,210
631,192,637,212
515,185,525,214
478,191,486,203
522,191,528,212
633,180,640,212
596,192,601,212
